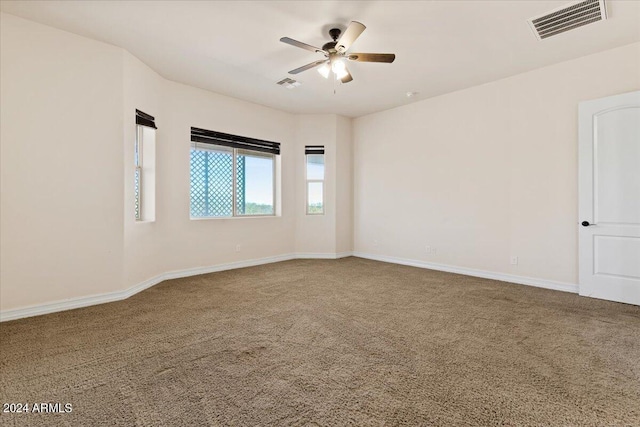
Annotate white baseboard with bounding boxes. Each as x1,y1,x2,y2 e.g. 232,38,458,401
352,252,578,294
161,253,296,281
0,254,295,322
1,251,575,322
335,251,354,259
0,252,354,322
0,289,132,324
296,252,353,259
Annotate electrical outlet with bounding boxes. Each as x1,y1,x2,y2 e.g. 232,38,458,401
373,239,378,246
433,247,438,255
426,245,432,254
510,256,518,265
235,244,241,252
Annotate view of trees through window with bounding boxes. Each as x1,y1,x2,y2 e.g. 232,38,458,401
190,145,274,217
237,150,274,215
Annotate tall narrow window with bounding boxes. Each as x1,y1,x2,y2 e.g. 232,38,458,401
305,145,324,215
190,127,279,218
134,110,157,222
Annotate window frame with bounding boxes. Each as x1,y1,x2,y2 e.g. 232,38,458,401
134,110,157,223
189,143,277,219
134,125,143,221
305,152,325,216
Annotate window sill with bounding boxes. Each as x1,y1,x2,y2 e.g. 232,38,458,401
190,215,280,221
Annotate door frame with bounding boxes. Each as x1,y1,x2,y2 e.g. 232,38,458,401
578,90,640,304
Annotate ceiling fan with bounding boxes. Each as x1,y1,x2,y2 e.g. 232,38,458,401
280,21,395,84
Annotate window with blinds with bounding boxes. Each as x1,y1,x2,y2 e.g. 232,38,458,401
305,146,325,215
190,128,280,218
134,110,157,222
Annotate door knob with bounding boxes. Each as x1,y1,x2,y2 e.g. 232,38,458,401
581,221,592,227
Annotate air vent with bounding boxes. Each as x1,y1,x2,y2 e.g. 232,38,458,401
528,0,607,40
276,77,301,89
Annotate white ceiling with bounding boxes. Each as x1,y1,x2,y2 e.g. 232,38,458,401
1,1,639,117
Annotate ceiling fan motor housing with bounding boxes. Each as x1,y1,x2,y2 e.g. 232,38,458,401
323,28,342,53
322,41,337,52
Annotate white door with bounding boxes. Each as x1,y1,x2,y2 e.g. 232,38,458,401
579,90,640,306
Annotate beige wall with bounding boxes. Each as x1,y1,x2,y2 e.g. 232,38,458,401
294,115,336,254
122,52,298,288
335,116,353,254
353,42,640,285
1,13,125,310
293,114,353,256
5,10,636,314
122,51,164,288
1,13,340,313
148,79,296,280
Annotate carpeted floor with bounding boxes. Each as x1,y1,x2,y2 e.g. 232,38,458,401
1,257,639,426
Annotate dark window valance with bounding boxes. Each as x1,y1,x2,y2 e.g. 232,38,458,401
136,109,157,129
305,145,325,155
191,127,280,155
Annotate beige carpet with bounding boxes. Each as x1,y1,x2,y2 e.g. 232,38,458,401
1,257,639,426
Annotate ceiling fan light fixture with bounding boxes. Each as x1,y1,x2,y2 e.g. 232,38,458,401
335,68,349,80
331,58,346,74
318,64,330,78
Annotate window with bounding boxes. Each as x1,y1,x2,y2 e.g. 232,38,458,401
134,110,157,222
190,127,279,218
305,145,325,215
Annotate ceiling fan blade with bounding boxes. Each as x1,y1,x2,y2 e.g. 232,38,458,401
340,68,353,83
336,21,366,53
280,37,325,54
347,53,396,63
288,59,328,75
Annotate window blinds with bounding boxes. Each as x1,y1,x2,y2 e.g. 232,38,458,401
136,109,157,129
305,145,325,155
190,127,280,155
